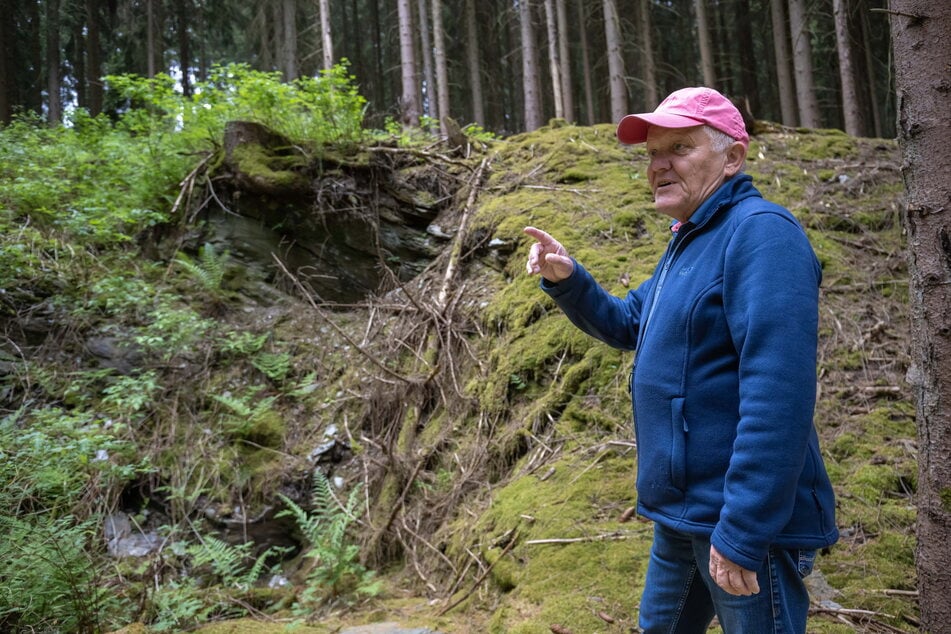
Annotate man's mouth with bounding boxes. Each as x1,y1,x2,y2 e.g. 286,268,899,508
656,179,674,190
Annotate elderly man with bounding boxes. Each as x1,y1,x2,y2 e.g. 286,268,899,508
524,87,838,633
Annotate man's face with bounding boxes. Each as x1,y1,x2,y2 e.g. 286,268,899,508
645,126,735,223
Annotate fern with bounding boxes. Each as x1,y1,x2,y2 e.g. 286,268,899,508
0,514,127,632
221,330,269,356
174,242,228,293
187,535,281,591
278,470,380,608
251,351,291,383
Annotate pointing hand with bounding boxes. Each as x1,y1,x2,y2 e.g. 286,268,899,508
524,226,575,282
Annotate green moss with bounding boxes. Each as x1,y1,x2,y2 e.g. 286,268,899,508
941,487,951,513
439,445,645,632
231,143,308,190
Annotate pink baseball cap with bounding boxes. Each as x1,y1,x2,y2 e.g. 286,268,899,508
616,87,749,148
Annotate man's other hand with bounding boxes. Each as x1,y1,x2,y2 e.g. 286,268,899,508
709,545,761,596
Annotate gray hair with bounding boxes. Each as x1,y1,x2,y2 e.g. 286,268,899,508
703,125,738,153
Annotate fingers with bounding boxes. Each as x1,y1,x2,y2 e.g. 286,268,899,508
523,225,554,244
526,241,544,274
524,226,574,281
709,546,760,596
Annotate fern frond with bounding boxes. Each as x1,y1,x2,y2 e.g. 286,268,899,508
173,242,228,292
211,393,252,417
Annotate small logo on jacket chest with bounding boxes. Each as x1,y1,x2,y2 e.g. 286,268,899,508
678,265,694,276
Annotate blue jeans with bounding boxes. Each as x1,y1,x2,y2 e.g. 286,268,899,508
639,523,815,634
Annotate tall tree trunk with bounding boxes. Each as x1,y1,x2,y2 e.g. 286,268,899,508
416,0,435,119
555,0,572,122
543,0,563,119
72,6,86,109
281,0,298,80
431,0,451,134
733,0,759,115
889,3,951,631
859,0,883,137
787,0,820,127
0,0,12,123
465,0,485,125
319,0,333,70
27,0,42,113
694,0,715,87
832,0,862,136
46,0,62,124
519,0,542,131
397,0,420,126
577,0,595,124
145,0,165,78
603,0,626,123
196,0,208,81
636,0,658,108
86,0,102,115
770,0,797,126
176,0,191,96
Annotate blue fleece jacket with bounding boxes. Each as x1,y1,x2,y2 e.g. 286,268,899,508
542,173,838,571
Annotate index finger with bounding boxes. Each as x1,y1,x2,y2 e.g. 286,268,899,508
523,226,555,244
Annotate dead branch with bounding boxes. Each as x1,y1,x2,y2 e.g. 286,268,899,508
437,531,519,616
524,531,644,546
171,152,213,219
809,605,906,633
272,254,414,384
437,156,489,311
368,144,476,170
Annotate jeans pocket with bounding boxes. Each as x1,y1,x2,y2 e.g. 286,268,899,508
795,549,816,578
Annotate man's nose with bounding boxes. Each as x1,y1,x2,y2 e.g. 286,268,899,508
649,153,670,172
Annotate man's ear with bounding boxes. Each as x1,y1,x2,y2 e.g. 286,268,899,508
724,142,747,177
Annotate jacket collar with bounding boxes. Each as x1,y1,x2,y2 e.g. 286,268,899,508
681,173,759,232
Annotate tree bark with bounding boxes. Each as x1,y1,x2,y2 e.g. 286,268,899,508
694,0,716,87
146,0,156,77
519,0,542,131
175,0,191,96
465,0,485,125
46,0,62,124
555,0,573,122
577,0,595,124
543,0,563,120
833,0,863,136
603,0,626,123
319,0,334,70
431,0,451,134
0,0,11,123
397,0,420,127
788,0,821,127
889,4,951,631
416,0,435,120
636,0,658,108
770,0,797,126
281,0,298,81
859,0,883,137
72,5,86,109
733,0,759,115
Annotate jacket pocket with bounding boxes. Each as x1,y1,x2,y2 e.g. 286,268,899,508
670,397,687,491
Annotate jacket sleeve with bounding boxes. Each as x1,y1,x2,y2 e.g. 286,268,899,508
710,211,822,571
540,261,649,351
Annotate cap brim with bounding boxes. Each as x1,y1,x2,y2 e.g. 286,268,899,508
616,112,705,145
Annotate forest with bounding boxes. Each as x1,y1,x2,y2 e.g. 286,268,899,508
2,1,950,634
1,0,894,138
